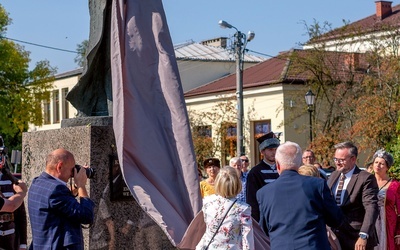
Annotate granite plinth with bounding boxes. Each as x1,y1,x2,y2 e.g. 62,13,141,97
23,117,176,249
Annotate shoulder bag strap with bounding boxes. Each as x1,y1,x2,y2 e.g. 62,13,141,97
205,199,237,250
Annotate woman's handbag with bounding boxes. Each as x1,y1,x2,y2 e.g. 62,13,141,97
204,199,237,250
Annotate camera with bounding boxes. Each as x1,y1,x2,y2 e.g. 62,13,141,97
74,165,95,179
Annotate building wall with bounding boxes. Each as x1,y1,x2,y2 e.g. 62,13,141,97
28,73,80,132
178,60,257,92
185,84,310,166
303,30,399,55
29,60,259,132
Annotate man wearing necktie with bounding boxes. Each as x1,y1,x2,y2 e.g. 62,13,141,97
246,131,280,222
328,142,379,250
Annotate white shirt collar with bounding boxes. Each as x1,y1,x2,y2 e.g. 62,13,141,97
343,165,356,179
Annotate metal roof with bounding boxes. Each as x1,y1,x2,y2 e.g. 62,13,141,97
55,68,83,79
184,49,369,97
174,41,265,63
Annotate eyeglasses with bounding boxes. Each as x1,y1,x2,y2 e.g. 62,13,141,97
241,159,249,163
333,156,352,164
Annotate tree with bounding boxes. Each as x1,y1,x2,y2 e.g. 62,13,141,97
290,20,400,166
389,118,400,180
188,95,257,171
0,4,56,150
74,39,88,68
188,95,237,170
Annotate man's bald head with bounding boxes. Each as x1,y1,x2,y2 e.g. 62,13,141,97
45,148,75,182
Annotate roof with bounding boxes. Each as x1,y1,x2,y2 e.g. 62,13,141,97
308,3,400,44
184,49,369,97
54,40,264,78
174,40,265,63
55,68,83,80
184,51,297,97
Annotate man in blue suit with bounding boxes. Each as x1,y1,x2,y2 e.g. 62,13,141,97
28,148,95,250
257,141,343,249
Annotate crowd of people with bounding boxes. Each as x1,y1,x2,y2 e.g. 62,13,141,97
2,134,400,249
197,131,400,250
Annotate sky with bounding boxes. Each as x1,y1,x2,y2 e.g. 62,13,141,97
1,0,381,74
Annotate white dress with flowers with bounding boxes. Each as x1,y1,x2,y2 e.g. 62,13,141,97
196,194,254,250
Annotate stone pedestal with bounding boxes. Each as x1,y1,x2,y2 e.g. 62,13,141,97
23,117,176,249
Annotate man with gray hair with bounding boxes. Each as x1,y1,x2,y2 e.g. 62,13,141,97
246,131,280,222
328,141,378,250
229,157,246,203
257,141,343,249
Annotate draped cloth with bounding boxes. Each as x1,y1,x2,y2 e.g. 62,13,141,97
110,0,202,245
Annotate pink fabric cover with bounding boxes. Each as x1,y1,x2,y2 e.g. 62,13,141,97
110,0,202,245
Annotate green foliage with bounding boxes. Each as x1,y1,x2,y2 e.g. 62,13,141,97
0,5,10,35
74,40,88,68
389,118,400,180
188,95,237,168
295,20,400,164
0,4,56,150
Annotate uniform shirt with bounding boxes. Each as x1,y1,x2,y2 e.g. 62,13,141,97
0,172,28,250
246,160,279,222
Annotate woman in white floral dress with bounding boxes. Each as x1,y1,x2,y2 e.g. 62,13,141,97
196,166,254,250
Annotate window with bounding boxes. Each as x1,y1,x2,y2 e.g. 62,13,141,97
52,90,60,124
221,123,237,165
61,88,69,119
43,99,51,125
194,125,212,137
253,120,271,161
192,125,214,168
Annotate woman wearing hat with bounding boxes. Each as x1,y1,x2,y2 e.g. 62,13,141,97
372,149,400,250
200,158,221,198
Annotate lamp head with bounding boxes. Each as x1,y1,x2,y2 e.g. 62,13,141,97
219,20,234,29
247,31,255,42
305,89,316,106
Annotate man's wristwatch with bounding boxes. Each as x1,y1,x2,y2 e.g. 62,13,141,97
359,233,368,240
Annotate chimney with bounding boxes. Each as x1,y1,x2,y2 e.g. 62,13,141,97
375,1,393,20
201,37,228,48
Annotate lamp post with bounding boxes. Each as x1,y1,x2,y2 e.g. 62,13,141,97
219,20,255,157
305,90,316,142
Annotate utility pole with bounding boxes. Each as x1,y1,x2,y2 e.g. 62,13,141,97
219,20,255,156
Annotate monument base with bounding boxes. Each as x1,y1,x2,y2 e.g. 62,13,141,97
23,117,176,249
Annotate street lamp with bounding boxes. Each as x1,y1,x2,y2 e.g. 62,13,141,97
305,90,316,142
219,20,255,156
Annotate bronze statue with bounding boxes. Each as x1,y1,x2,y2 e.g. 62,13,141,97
66,0,112,117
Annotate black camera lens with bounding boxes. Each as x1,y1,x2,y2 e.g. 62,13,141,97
74,165,95,179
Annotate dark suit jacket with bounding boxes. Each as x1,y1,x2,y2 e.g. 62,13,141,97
257,170,343,250
328,167,379,249
28,172,95,250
